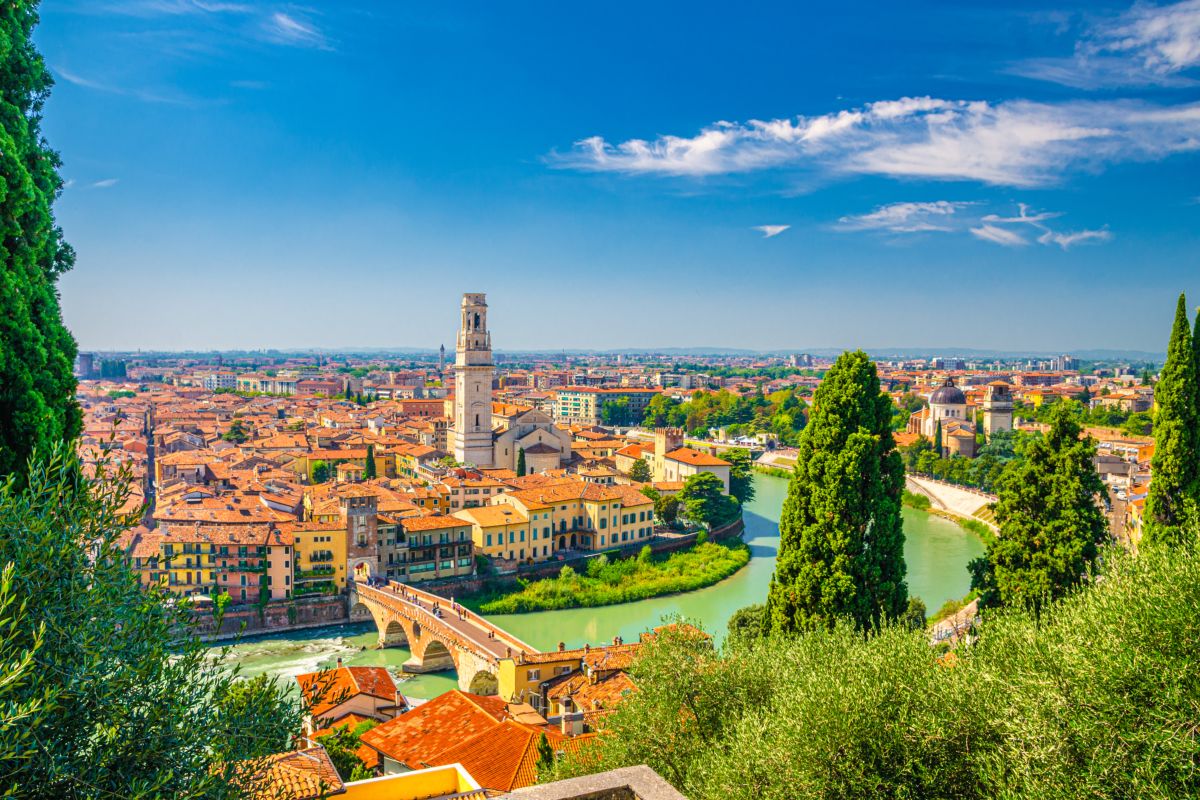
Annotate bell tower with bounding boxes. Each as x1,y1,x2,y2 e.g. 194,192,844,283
982,382,1013,440
452,293,495,467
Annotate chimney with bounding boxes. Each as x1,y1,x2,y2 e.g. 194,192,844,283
561,711,584,737
557,641,565,652
336,657,342,668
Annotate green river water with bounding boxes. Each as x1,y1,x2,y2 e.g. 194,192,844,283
214,474,984,699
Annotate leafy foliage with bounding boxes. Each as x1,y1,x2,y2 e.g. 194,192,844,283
969,405,1108,612
628,457,651,483
766,350,906,633
642,388,808,445
0,3,81,483
364,444,377,479
0,446,303,798
222,419,249,444
317,718,378,782
472,542,749,614
678,472,739,528
723,447,756,506
553,545,1200,798
1144,293,1200,547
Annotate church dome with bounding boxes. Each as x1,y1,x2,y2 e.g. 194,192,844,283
930,378,966,405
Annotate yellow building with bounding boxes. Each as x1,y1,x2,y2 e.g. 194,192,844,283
279,520,349,597
452,505,550,562
493,479,654,553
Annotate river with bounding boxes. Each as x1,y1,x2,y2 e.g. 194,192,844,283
214,474,984,699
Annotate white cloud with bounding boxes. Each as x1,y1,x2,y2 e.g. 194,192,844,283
981,203,1061,226
752,225,790,238
1015,0,1200,88
837,201,969,232
1037,228,1113,249
837,200,1113,251
551,96,1200,187
263,12,330,49
970,225,1029,247
90,178,119,189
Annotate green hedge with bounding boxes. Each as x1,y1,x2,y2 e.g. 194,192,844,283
552,544,1200,799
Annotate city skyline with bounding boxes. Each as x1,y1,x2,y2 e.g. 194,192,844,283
40,1,1200,351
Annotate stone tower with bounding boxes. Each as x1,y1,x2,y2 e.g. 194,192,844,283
982,382,1013,440
452,293,495,467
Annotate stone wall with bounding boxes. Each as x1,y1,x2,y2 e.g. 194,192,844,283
196,595,349,640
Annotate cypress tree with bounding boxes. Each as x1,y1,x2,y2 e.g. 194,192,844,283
0,3,81,482
970,404,1108,611
364,444,377,479
764,350,906,633
933,420,943,455
1143,294,1199,547
516,447,526,477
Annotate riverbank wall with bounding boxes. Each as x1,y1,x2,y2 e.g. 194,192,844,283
905,475,998,531
195,595,348,641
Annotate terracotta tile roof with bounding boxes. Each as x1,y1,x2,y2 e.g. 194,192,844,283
296,665,397,719
453,506,529,527
359,690,507,769
664,447,730,467
545,670,637,712
401,514,468,532
238,746,344,799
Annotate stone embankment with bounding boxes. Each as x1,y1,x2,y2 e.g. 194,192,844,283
905,475,998,530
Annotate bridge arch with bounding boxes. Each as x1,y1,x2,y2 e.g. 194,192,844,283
353,581,540,696
382,619,408,648
468,670,499,695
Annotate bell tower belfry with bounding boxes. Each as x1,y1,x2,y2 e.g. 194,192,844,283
451,293,495,467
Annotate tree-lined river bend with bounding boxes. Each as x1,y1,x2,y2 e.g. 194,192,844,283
215,474,984,699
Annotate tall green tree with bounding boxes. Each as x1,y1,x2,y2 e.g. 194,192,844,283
678,472,738,529
933,420,943,455
1143,294,1199,547
516,446,526,477
723,447,756,506
0,3,81,483
363,444,377,479
970,404,1108,612
629,457,651,483
2,446,303,798
765,350,906,633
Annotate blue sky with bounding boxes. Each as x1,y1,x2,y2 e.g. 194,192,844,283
39,1,1200,353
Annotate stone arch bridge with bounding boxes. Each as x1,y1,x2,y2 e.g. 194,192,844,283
352,581,539,695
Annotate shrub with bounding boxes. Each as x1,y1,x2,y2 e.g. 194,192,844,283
552,545,1200,799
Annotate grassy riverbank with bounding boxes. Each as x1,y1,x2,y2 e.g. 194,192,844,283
468,541,751,614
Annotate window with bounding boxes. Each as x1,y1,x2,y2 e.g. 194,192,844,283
486,534,493,547
527,668,541,681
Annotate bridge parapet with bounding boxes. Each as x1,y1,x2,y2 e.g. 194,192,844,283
392,581,539,655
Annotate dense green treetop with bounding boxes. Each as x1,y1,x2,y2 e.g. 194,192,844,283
0,2,81,483
722,447,756,506
0,447,303,797
550,544,1200,799
765,350,906,634
970,404,1109,612
678,472,738,529
1143,294,1199,547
